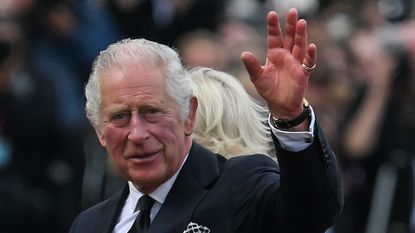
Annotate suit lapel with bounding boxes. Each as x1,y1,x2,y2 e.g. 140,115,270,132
106,186,129,233
90,185,129,233
148,142,222,233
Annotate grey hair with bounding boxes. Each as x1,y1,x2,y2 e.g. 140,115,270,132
85,38,192,128
189,67,274,158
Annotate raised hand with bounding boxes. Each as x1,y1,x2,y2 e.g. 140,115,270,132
241,8,317,122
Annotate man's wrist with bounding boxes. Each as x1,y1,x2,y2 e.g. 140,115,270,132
268,106,316,152
271,99,311,130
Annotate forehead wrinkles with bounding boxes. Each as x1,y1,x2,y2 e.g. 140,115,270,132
126,90,165,107
100,63,178,110
104,81,172,110
102,63,165,90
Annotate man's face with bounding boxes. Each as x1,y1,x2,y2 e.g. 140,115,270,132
95,63,196,193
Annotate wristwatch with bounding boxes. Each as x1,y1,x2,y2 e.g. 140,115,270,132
272,98,311,129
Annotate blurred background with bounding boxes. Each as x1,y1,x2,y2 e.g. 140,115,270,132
0,0,414,232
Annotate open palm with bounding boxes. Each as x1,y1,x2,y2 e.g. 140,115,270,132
241,9,317,120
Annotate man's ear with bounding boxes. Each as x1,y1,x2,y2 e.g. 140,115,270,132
94,127,107,147
184,96,198,136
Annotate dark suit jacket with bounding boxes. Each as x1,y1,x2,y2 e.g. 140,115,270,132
69,123,342,233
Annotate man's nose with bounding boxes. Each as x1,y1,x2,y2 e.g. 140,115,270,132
127,113,149,144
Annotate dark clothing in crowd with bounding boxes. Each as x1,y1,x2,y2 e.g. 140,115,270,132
0,65,84,232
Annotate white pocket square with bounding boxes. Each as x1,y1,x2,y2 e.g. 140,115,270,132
183,222,211,233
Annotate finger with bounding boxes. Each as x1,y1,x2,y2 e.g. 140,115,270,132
283,8,299,51
302,43,317,74
241,52,263,83
267,11,284,49
291,19,308,63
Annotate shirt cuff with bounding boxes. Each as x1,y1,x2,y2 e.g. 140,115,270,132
268,106,315,152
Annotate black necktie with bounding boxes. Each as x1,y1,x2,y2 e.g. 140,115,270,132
128,195,155,233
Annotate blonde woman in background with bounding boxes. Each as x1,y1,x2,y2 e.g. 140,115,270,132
189,67,275,158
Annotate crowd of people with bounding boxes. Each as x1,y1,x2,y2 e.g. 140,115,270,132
0,0,414,232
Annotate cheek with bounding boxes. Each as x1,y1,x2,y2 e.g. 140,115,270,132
103,127,130,177
158,124,184,150
102,126,129,154
162,125,186,158
148,121,185,161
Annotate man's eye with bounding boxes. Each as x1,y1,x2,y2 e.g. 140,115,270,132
110,112,130,126
141,108,163,121
145,108,160,114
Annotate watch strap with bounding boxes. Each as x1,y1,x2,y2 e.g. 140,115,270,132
272,99,311,129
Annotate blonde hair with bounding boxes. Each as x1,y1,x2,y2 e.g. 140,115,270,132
189,67,274,158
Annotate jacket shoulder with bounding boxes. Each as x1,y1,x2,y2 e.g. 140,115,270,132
69,188,126,233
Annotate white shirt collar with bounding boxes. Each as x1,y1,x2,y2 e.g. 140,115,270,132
127,153,189,209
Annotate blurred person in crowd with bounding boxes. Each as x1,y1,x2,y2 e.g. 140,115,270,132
28,0,124,219
334,7,415,232
176,29,230,71
175,25,266,103
30,0,122,131
218,18,268,104
0,10,80,233
174,1,269,104
69,8,342,233
189,66,274,158
105,0,226,45
340,29,413,233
